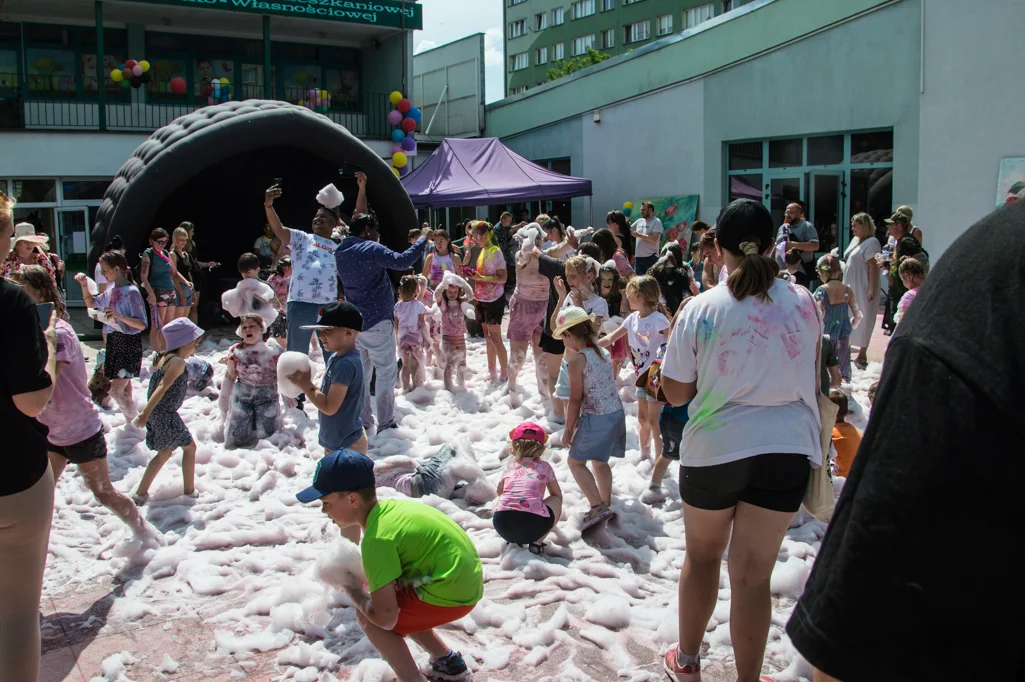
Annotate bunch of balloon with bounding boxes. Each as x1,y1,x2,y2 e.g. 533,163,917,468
109,59,152,89
200,78,232,106
622,201,634,218
298,89,332,114
385,90,421,178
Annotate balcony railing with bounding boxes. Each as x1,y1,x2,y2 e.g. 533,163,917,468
0,75,394,138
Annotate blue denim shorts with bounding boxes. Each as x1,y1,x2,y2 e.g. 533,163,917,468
634,386,659,402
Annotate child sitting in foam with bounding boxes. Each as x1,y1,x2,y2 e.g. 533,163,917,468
493,422,563,554
221,313,283,450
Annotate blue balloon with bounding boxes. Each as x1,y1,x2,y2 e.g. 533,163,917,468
391,129,405,143
408,107,422,123
623,207,632,218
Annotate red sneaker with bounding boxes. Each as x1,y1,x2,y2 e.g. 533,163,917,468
663,644,701,682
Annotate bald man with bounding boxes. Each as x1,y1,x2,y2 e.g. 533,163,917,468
773,202,819,274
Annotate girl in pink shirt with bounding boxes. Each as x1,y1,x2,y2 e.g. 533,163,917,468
16,265,148,537
434,271,474,392
493,422,563,554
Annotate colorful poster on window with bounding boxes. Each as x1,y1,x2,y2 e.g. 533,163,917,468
148,59,186,93
282,65,321,101
627,195,700,250
996,158,1025,209
0,51,17,90
194,58,234,96
326,68,358,107
27,48,75,92
82,54,124,93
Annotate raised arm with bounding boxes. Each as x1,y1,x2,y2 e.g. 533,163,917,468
549,277,570,332
371,238,428,271
354,172,368,216
263,185,291,246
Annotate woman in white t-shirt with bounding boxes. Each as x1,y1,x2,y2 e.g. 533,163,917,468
659,200,822,682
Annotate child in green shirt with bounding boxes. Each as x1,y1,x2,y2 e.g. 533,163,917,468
297,449,482,682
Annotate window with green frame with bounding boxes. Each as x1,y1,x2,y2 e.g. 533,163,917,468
144,30,360,109
17,23,129,101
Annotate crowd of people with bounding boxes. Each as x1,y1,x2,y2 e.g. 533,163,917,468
4,160,994,682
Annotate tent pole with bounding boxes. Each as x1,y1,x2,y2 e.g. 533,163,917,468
589,196,593,227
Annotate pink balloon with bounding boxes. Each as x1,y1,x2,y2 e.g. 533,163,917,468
132,64,143,77
387,110,403,126
391,143,403,154
207,95,216,106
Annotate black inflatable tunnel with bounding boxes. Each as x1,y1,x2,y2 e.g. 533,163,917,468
88,100,417,269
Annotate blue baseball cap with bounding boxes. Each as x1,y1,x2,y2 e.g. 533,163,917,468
296,449,376,503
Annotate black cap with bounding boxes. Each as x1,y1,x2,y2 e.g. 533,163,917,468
300,301,364,331
714,200,774,255
296,449,376,502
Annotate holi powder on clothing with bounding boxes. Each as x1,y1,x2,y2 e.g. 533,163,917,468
46,330,880,680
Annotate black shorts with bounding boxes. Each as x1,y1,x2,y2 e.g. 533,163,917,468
475,296,506,325
48,429,107,465
681,452,809,513
493,507,556,545
539,332,565,356
104,331,143,379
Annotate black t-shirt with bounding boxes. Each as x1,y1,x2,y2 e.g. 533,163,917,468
537,253,566,337
1,278,52,496
787,201,1025,681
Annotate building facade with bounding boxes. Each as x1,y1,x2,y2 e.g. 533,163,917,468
0,0,419,304
487,0,1025,263
503,0,754,96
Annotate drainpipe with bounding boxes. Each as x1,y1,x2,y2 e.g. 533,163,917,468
401,0,407,95
96,1,106,130
263,15,272,99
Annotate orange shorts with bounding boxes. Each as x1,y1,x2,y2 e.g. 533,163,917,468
392,586,476,636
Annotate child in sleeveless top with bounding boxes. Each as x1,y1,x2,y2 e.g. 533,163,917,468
598,261,629,379
554,306,625,530
493,422,563,554
221,314,283,449
435,271,475,392
394,275,430,392
551,256,609,422
133,318,204,502
423,229,458,290
814,255,863,382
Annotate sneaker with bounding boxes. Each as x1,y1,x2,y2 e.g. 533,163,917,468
581,504,614,530
663,644,701,682
428,650,470,681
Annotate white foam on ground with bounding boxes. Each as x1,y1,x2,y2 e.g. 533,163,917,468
45,331,882,680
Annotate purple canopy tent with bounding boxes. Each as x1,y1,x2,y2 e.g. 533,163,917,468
401,137,593,223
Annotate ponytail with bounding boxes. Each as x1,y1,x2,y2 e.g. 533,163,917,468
726,241,777,302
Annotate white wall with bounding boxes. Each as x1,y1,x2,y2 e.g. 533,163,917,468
0,132,148,177
916,0,1025,258
412,35,485,139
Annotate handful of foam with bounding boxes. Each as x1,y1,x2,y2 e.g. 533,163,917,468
315,537,367,591
221,278,278,327
602,316,623,335
277,351,312,399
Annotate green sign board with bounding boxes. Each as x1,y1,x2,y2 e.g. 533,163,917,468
116,0,423,30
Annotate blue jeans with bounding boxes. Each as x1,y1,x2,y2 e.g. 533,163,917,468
634,255,658,275
357,319,398,430
286,301,326,355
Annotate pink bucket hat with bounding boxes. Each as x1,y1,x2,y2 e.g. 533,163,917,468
162,318,204,351
509,421,548,445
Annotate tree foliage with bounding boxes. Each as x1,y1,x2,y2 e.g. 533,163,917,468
545,48,612,82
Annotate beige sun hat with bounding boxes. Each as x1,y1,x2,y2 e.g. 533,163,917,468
13,222,49,247
552,305,596,340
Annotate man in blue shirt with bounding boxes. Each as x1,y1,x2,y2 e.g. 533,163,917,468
336,176,427,433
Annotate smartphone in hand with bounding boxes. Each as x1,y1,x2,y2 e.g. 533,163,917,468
273,177,282,187
36,302,54,330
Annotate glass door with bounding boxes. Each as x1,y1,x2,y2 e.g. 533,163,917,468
808,172,844,256
57,207,89,305
763,174,804,228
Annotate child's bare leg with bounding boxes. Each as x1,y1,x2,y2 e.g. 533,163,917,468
181,443,196,495
79,459,147,533
356,615,422,682
540,495,563,543
651,455,673,487
136,449,173,496
111,379,137,420
637,400,652,457
592,462,613,507
408,628,451,659
648,406,663,460
408,351,422,389
568,458,603,507
545,353,564,418
507,340,528,391
531,335,546,394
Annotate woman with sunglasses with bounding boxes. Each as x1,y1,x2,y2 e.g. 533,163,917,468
141,228,192,351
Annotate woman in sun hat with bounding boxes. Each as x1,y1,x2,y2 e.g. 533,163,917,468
133,318,205,503
493,421,564,554
553,305,625,531
659,199,821,682
2,223,57,284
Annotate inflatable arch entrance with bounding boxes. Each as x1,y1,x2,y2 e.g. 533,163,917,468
88,100,418,267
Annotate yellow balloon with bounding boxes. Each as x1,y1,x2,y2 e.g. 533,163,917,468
392,167,400,178
110,70,123,82
389,91,403,105
392,152,407,168
138,60,150,72
219,77,229,85
623,201,634,210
